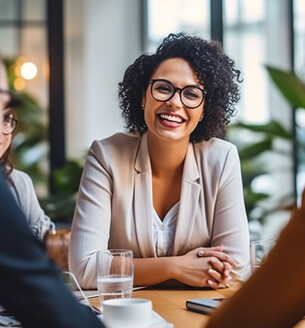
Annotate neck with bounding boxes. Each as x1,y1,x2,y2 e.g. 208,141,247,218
147,132,189,178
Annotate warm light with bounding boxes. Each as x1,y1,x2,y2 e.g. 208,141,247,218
13,77,26,91
20,62,38,80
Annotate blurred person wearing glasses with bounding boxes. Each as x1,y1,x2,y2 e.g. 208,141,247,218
70,32,250,290
0,56,104,327
0,87,54,241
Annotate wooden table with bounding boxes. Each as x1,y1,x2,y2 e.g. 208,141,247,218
90,287,305,328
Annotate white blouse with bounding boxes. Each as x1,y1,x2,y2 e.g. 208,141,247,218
153,202,180,257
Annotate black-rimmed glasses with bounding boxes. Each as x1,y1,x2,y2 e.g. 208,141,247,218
2,115,18,135
150,79,207,109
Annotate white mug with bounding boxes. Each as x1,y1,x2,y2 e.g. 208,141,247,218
102,298,152,328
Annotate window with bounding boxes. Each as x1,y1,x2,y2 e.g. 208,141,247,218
146,0,210,51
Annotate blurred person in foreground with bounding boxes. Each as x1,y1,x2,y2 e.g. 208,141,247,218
0,56,104,328
206,187,305,328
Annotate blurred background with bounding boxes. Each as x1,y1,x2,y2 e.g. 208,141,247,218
0,0,304,240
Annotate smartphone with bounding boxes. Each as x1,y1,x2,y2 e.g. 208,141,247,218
186,297,225,315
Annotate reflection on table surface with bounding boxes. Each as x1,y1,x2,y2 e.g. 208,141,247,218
89,285,305,328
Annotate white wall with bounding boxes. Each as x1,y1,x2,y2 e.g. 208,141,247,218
65,0,142,159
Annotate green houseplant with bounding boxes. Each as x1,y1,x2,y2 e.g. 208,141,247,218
266,65,305,198
227,119,294,224
226,65,305,231
4,57,83,224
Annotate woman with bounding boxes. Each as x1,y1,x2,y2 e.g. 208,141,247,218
69,33,250,289
0,60,54,241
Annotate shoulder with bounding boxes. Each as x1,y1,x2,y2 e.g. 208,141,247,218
89,132,141,162
193,138,238,161
92,132,141,149
10,169,34,188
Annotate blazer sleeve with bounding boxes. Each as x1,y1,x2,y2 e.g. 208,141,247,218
210,145,250,281
0,170,104,328
69,140,113,289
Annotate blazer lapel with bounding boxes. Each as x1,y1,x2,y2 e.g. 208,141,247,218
172,143,201,255
134,133,156,258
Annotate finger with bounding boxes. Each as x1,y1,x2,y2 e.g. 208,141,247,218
211,245,224,252
207,279,221,290
208,268,231,286
222,261,232,278
200,251,236,267
210,259,232,278
218,282,231,289
197,245,224,257
209,257,225,273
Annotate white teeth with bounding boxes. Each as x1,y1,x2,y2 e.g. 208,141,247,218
159,114,183,123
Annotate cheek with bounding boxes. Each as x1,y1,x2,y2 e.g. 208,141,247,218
189,108,204,122
2,135,12,152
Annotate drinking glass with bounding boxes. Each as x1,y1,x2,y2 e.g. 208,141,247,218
250,239,276,273
96,249,134,306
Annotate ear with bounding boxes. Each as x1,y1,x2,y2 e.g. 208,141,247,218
141,96,146,110
198,107,205,121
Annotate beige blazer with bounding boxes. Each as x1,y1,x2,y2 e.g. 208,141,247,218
69,132,250,289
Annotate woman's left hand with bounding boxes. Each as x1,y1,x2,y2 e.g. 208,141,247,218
198,248,235,289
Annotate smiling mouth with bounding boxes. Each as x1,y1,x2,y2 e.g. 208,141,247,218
158,113,185,123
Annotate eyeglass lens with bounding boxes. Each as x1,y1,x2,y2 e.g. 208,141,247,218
151,79,205,109
2,116,17,134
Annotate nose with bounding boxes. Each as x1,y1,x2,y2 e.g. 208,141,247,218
166,89,183,109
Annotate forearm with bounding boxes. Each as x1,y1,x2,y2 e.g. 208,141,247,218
133,257,177,286
134,247,236,288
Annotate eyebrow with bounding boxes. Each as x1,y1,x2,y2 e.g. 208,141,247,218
154,78,204,89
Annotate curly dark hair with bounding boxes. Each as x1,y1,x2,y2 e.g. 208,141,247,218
118,32,242,142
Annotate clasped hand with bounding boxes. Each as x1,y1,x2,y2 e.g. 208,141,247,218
174,245,236,289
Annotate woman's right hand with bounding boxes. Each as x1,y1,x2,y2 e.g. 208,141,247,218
170,246,235,288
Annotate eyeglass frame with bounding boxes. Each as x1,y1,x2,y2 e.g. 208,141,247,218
149,79,207,109
2,114,18,135
0,88,19,135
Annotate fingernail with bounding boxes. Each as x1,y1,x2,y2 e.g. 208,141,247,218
198,251,204,256
225,283,231,288
208,268,215,274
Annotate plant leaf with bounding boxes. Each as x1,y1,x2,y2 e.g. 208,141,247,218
266,65,305,109
230,120,292,140
54,161,83,193
239,139,273,160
